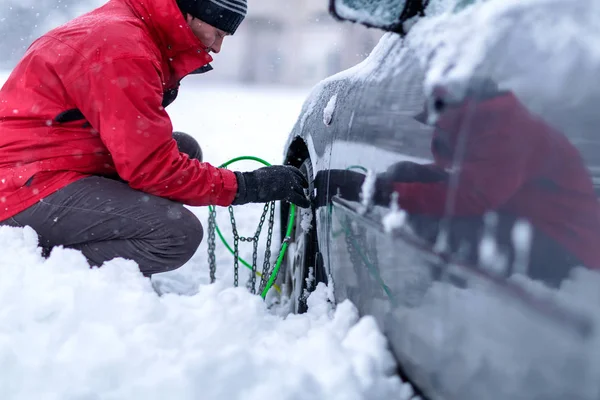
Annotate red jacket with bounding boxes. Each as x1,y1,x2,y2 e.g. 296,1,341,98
0,0,238,221
394,92,600,269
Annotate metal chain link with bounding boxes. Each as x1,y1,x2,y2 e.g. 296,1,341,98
258,201,276,294
207,207,217,283
229,205,241,288
248,203,269,293
207,200,278,296
248,237,259,293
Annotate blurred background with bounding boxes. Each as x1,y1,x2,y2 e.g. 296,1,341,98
0,0,383,87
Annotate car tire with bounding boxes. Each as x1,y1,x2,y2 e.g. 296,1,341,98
281,159,325,314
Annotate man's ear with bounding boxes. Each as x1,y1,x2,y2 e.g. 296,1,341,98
186,14,202,27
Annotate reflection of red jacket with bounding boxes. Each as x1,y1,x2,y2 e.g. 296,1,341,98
393,92,600,269
0,0,238,222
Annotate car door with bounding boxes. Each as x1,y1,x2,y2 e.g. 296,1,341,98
325,36,460,395
405,76,599,399
325,38,600,400
325,38,426,274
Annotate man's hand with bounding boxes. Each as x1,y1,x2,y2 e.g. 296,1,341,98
232,165,310,208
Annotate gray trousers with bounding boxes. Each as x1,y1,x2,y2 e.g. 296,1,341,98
0,132,205,276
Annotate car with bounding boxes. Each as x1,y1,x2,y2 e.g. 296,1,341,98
276,0,600,399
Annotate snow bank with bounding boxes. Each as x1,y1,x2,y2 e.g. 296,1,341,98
0,226,403,400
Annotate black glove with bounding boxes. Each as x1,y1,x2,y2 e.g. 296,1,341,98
232,165,310,208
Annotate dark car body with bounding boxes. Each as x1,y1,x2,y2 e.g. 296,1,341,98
279,3,600,399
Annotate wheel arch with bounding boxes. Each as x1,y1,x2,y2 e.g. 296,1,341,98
281,136,311,241
284,136,310,168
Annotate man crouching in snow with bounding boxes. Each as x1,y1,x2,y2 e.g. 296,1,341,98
0,0,310,276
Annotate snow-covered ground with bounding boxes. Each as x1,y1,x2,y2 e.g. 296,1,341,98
0,73,408,400
4,0,600,397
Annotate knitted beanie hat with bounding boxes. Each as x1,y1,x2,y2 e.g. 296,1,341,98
177,0,247,34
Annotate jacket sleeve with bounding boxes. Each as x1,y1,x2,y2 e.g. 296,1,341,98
392,126,537,216
66,57,237,207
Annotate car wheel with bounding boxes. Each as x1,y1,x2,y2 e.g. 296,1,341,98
281,159,325,314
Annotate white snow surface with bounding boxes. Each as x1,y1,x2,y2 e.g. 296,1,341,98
322,93,337,126
0,74,405,400
382,193,407,233
409,0,600,107
360,169,377,213
300,208,313,234
0,227,402,399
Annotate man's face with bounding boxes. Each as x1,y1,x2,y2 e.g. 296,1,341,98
185,14,228,54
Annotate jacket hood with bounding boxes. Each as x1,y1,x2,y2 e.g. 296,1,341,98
122,0,213,78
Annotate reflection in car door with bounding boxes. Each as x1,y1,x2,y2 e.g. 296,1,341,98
424,82,598,399
325,40,598,400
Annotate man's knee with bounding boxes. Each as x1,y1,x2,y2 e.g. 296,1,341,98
166,206,203,267
141,205,203,276
179,207,203,260
173,131,202,162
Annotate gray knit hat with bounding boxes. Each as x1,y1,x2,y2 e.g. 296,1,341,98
177,0,247,34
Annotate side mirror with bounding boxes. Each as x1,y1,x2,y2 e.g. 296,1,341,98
329,0,427,34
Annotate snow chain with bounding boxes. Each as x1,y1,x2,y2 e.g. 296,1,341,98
227,201,276,294
206,156,296,299
207,206,218,283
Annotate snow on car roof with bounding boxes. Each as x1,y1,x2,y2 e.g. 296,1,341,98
407,0,600,130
